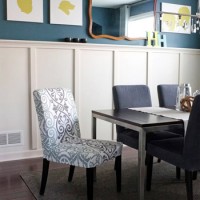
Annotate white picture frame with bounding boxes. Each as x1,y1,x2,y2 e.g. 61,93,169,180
7,0,43,23
161,3,191,34
50,0,82,26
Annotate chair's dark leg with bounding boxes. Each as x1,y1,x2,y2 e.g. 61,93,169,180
146,154,153,191
185,170,193,200
86,168,94,200
176,167,181,180
93,167,96,182
192,171,197,180
115,155,122,192
40,158,50,195
68,165,75,182
157,158,161,163
114,159,117,170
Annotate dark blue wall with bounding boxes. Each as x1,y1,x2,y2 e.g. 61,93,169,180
130,0,154,15
0,0,199,49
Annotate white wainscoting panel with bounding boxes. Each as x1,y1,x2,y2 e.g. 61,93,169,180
180,53,200,93
114,51,147,85
148,51,180,106
32,48,75,149
35,48,74,89
77,49,113,140
0,47,30,153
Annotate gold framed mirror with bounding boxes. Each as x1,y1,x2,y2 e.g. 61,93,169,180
88,0,152,40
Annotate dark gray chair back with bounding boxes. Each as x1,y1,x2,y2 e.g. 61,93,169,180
113,85,152,133
157,84,178,107
113,85,152,109
183,95,200,163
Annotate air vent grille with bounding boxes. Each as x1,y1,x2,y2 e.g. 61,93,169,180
0,131,23,147
0,134,7,145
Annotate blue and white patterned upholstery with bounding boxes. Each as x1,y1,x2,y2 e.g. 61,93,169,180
33,88,122,168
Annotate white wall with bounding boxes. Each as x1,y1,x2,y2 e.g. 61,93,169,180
0,40,200,161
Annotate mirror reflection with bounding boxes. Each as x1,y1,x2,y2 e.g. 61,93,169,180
89,0,154,40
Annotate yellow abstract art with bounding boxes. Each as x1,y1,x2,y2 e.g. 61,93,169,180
7,0,43,23
59,1,75,15
50,0,82,26
161,3,191,34
17,0,32,14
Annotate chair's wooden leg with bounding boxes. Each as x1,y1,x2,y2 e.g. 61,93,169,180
68,165,75,182
192,171,197,180
146,154,153,191
176,167,181,180
185,170,193,200
86,168,94,200
40,158,50,195
114,159,117,170
157,158,161,163
93,167,96,182
115,155,122,192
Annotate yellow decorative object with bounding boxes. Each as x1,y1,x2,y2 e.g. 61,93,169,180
59,0,75,15
17,0,32,14
180,96,194,112
147,31,159,47
162,13,176,31
178,7,190,30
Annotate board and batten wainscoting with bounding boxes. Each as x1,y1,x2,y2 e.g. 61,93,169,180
0,39,200,161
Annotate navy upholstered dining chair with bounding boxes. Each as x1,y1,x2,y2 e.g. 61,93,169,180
112,85,183,150
33,88,122,200
157,84,178,108
157,84,185,175
157,84,184,137
146,95,200,200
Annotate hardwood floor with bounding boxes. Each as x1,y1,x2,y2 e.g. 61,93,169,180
0,147,135,200
0,157,67,200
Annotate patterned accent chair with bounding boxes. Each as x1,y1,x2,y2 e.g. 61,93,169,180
146,95,200,200
33,88,122,200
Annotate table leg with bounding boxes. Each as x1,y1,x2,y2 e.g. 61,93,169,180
92,116,96,139
138,129,146,200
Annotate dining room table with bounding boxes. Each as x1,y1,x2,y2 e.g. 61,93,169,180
92,107,189,200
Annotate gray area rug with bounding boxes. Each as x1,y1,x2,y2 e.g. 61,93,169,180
20,151,200,200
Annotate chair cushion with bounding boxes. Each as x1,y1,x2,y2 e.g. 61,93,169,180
117,129,139,149
147,137,185,168
147,131,183,141
117,129,183,149
44,138,123,168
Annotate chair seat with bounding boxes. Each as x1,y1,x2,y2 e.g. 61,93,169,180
118,129,183,149
45,138,122,168
147,137,200,171
117,129,139,148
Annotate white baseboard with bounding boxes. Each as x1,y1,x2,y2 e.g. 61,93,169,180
0,149,43,162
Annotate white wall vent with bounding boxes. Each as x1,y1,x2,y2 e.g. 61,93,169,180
0,131,23,147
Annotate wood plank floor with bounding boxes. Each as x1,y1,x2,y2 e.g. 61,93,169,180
0,147,135,200
0,157,69,200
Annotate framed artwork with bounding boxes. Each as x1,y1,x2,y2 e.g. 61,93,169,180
50,0,82,26
161,3,191,34
7,0,43,23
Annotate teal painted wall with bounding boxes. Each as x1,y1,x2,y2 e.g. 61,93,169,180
0,0,199,48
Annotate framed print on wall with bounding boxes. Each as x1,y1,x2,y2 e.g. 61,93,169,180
161,3,191,34
7,0,43,23
50,0,82,26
